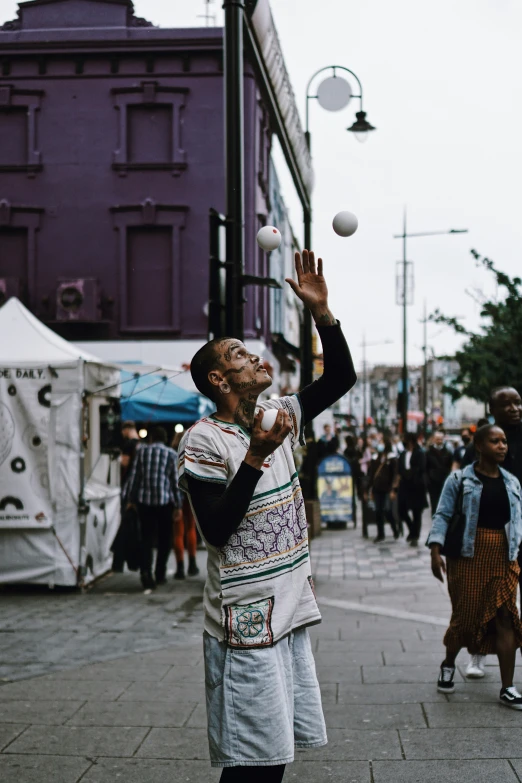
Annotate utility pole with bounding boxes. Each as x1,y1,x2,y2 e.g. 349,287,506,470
401,208,408,435
362,333,367,435
422,300,428,434
394,215,468,436
223,0,245,339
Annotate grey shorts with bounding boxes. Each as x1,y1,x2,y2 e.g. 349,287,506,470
203,626,327,767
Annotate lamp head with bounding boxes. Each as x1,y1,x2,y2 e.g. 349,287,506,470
347,110,376,143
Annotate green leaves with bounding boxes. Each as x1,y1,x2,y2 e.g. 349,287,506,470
430,250,522,403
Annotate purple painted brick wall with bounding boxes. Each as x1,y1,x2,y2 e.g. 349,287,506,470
0,0,273,344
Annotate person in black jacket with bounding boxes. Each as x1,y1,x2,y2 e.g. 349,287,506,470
367,438,399,543
394,432,427,547
426,431,453,514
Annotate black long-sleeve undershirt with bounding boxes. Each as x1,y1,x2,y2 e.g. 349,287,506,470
186,322,356,547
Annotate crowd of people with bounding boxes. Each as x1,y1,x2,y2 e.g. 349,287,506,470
320,384,522,710
318,422,473,546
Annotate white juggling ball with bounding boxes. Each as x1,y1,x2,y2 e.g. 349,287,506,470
260,408,279,431
332,211,358,237
256,225,282,252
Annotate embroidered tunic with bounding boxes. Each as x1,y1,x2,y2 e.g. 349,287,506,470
178,395,320,648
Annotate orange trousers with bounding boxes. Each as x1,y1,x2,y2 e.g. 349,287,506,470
173,497,197,563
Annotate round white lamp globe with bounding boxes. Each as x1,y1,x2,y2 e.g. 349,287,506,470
260,408,278,432
332,211,358,237
256,225,282,252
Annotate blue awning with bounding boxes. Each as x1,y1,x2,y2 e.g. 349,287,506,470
119,370,214,424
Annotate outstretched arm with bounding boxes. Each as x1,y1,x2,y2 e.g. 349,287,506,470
286,250,357,425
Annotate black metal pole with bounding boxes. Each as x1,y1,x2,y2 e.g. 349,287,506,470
422,300,428,434
302,208,314,390
223,0,245,339
401,209,409,435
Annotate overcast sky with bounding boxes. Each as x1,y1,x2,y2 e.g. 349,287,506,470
3,0,521,372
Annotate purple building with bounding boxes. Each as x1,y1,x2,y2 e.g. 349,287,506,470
0,0,312,384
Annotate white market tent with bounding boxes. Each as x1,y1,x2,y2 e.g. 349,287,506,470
0,298,121,586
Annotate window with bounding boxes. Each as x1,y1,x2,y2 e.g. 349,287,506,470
127,104,173,164
0,86,43,172
112,82,187,174
0,108,27,166
0,227,28,280
126,226,173,329
110,199,187,333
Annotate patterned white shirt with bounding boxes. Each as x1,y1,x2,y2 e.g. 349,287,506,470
178,395,321,648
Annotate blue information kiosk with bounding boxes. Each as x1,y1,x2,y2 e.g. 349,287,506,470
317,454,354,529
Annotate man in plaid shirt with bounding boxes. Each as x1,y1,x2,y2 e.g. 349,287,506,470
124,426,181,590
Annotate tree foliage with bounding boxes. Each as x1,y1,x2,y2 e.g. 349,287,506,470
430,250,522,403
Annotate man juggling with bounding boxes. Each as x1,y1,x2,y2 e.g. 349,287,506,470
178,250,357,782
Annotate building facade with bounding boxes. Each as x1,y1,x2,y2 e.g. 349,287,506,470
0,0,306,385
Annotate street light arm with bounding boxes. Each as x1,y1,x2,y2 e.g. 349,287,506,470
305,64,364,133
393,229,469,239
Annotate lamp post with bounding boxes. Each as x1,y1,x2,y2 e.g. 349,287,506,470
302,65,376,390
393,211,468,435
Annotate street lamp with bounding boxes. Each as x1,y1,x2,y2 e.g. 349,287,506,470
302,64,376,390
393,210,468,435
305,65,377,152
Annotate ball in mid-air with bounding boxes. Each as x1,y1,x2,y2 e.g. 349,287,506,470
332,211,358,237
260,408,279,431
256,225,282,252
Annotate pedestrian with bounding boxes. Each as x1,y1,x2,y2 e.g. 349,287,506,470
317,422,339,461
359,435,374,477
367,437,399,543
395,432,427,547
344,434,362,517
426,430,453,514
427,424,522,707
111,420,142,572
451,427,472,471
462,390,522,676
124,425,181,591
178,249,356,780
120,420,140,484
170,431,199,580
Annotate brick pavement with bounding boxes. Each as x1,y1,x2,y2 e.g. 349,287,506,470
2,515,522,782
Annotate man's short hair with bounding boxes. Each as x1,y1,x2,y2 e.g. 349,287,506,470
151,426,168,444
190,338,231,401
122,420,136,430
489,386,518,409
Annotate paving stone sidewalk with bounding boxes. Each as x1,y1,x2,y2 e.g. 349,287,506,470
2,515,522,782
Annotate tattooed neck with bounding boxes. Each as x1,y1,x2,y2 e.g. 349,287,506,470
234,394,257,430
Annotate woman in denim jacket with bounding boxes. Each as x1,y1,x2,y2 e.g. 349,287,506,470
426,424,522,708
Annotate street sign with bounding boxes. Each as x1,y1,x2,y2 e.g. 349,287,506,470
395,261,414,306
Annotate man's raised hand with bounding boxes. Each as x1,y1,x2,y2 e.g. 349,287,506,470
285,250,336,326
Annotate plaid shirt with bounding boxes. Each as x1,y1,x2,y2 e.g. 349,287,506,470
124,442,181,507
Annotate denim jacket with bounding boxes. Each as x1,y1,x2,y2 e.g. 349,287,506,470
426,464,522,561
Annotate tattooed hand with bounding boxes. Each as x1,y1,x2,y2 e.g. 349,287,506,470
285,249,336,326
244,409,292,470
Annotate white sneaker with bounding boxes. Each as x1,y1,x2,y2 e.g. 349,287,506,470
466,654,486,678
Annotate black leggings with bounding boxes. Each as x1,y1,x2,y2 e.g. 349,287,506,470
220,765,285,782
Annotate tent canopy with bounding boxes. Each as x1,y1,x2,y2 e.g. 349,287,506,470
0,298,100,364
120,370,214,424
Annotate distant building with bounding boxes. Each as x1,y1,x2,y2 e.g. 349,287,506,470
0,0,310,391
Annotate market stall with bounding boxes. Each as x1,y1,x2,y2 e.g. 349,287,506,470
0,298,120,586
